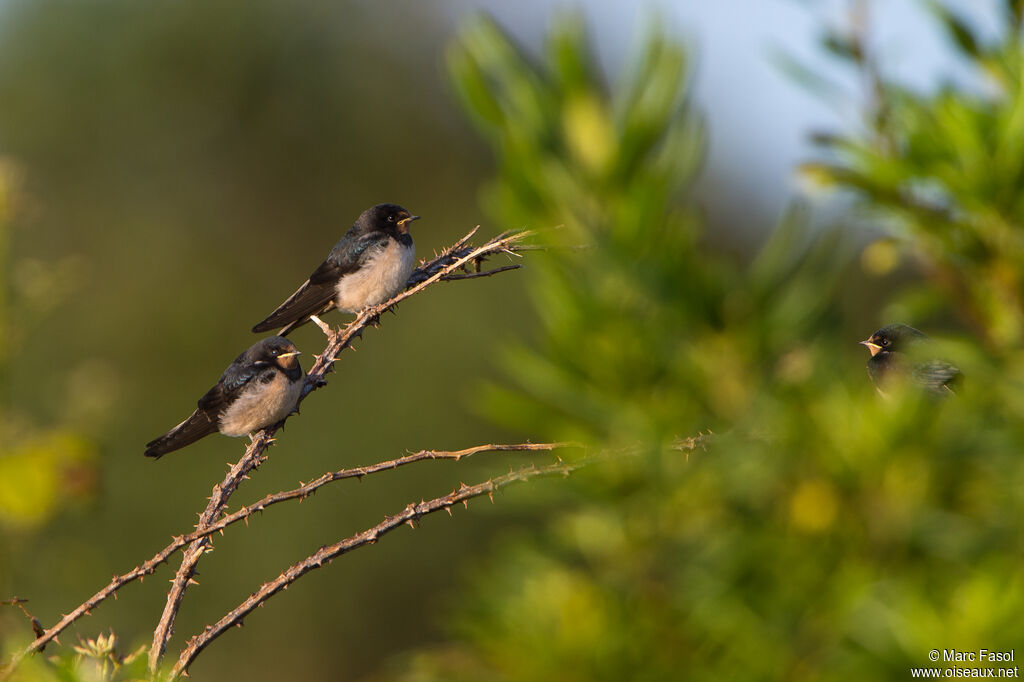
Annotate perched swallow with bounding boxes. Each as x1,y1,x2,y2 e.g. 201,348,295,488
252,203,419,335
860,323,961,398
144,337,304,458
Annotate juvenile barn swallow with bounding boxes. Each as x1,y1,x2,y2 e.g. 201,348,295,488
144,337,304,458
860,323,961,398
252,203,419,335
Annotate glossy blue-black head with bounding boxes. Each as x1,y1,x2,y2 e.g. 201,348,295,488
860,323,927,357
355,203,419,235
247,336,302,372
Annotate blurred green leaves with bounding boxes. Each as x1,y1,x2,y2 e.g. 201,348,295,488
0,3,1020,680
805,1,1024,349
0,166,97,533
1,629,147,682
0,430,93,530
384,9,1024,682
450,15,845,447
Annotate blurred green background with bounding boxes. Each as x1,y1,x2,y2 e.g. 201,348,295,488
2,1,1023,680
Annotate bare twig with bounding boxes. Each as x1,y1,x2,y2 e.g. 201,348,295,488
173,455,598,677
199,442,582,540
0,599,44,645
301,228,531,403
147,432,275,672
440,264,523,280
0,227,531,681
146,227,530,673
2,427,710,680
671,431,714,460
0,443,563,680
174,436,720,675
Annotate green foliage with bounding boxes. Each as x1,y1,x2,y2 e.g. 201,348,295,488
0,166,97,534
450,15,846,447
0,164,100,669
385,11,1024,682
804,1,1024,349
1,630,147,682
0,430,92,530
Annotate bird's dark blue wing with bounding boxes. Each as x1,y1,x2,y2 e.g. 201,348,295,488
252,231,390,333
143,362,269,458
309,232,390,284
144,408,219,458
913,360,961,395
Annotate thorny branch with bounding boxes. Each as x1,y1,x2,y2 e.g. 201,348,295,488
3,428,710,680
174,436,717,676
147,227,531,673
299,227,531,405
0,227,532,680
0,443,570,681
172,434,713,676
0,227,695,680
173,454,602,677
147,435,270,671
0,600,44,645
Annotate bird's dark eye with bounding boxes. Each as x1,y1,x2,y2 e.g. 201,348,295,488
880,338,889,347
387,214,395,222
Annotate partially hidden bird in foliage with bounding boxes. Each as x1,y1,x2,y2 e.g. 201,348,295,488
860,323,961,398
252,203,419,335
145,337,303,458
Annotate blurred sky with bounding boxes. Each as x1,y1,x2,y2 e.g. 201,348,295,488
439,0,1001,236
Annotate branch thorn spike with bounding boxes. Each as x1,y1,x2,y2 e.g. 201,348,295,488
3,235,554,677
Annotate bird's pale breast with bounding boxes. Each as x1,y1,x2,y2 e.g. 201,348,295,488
334,238,415,312
218,372,302,437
